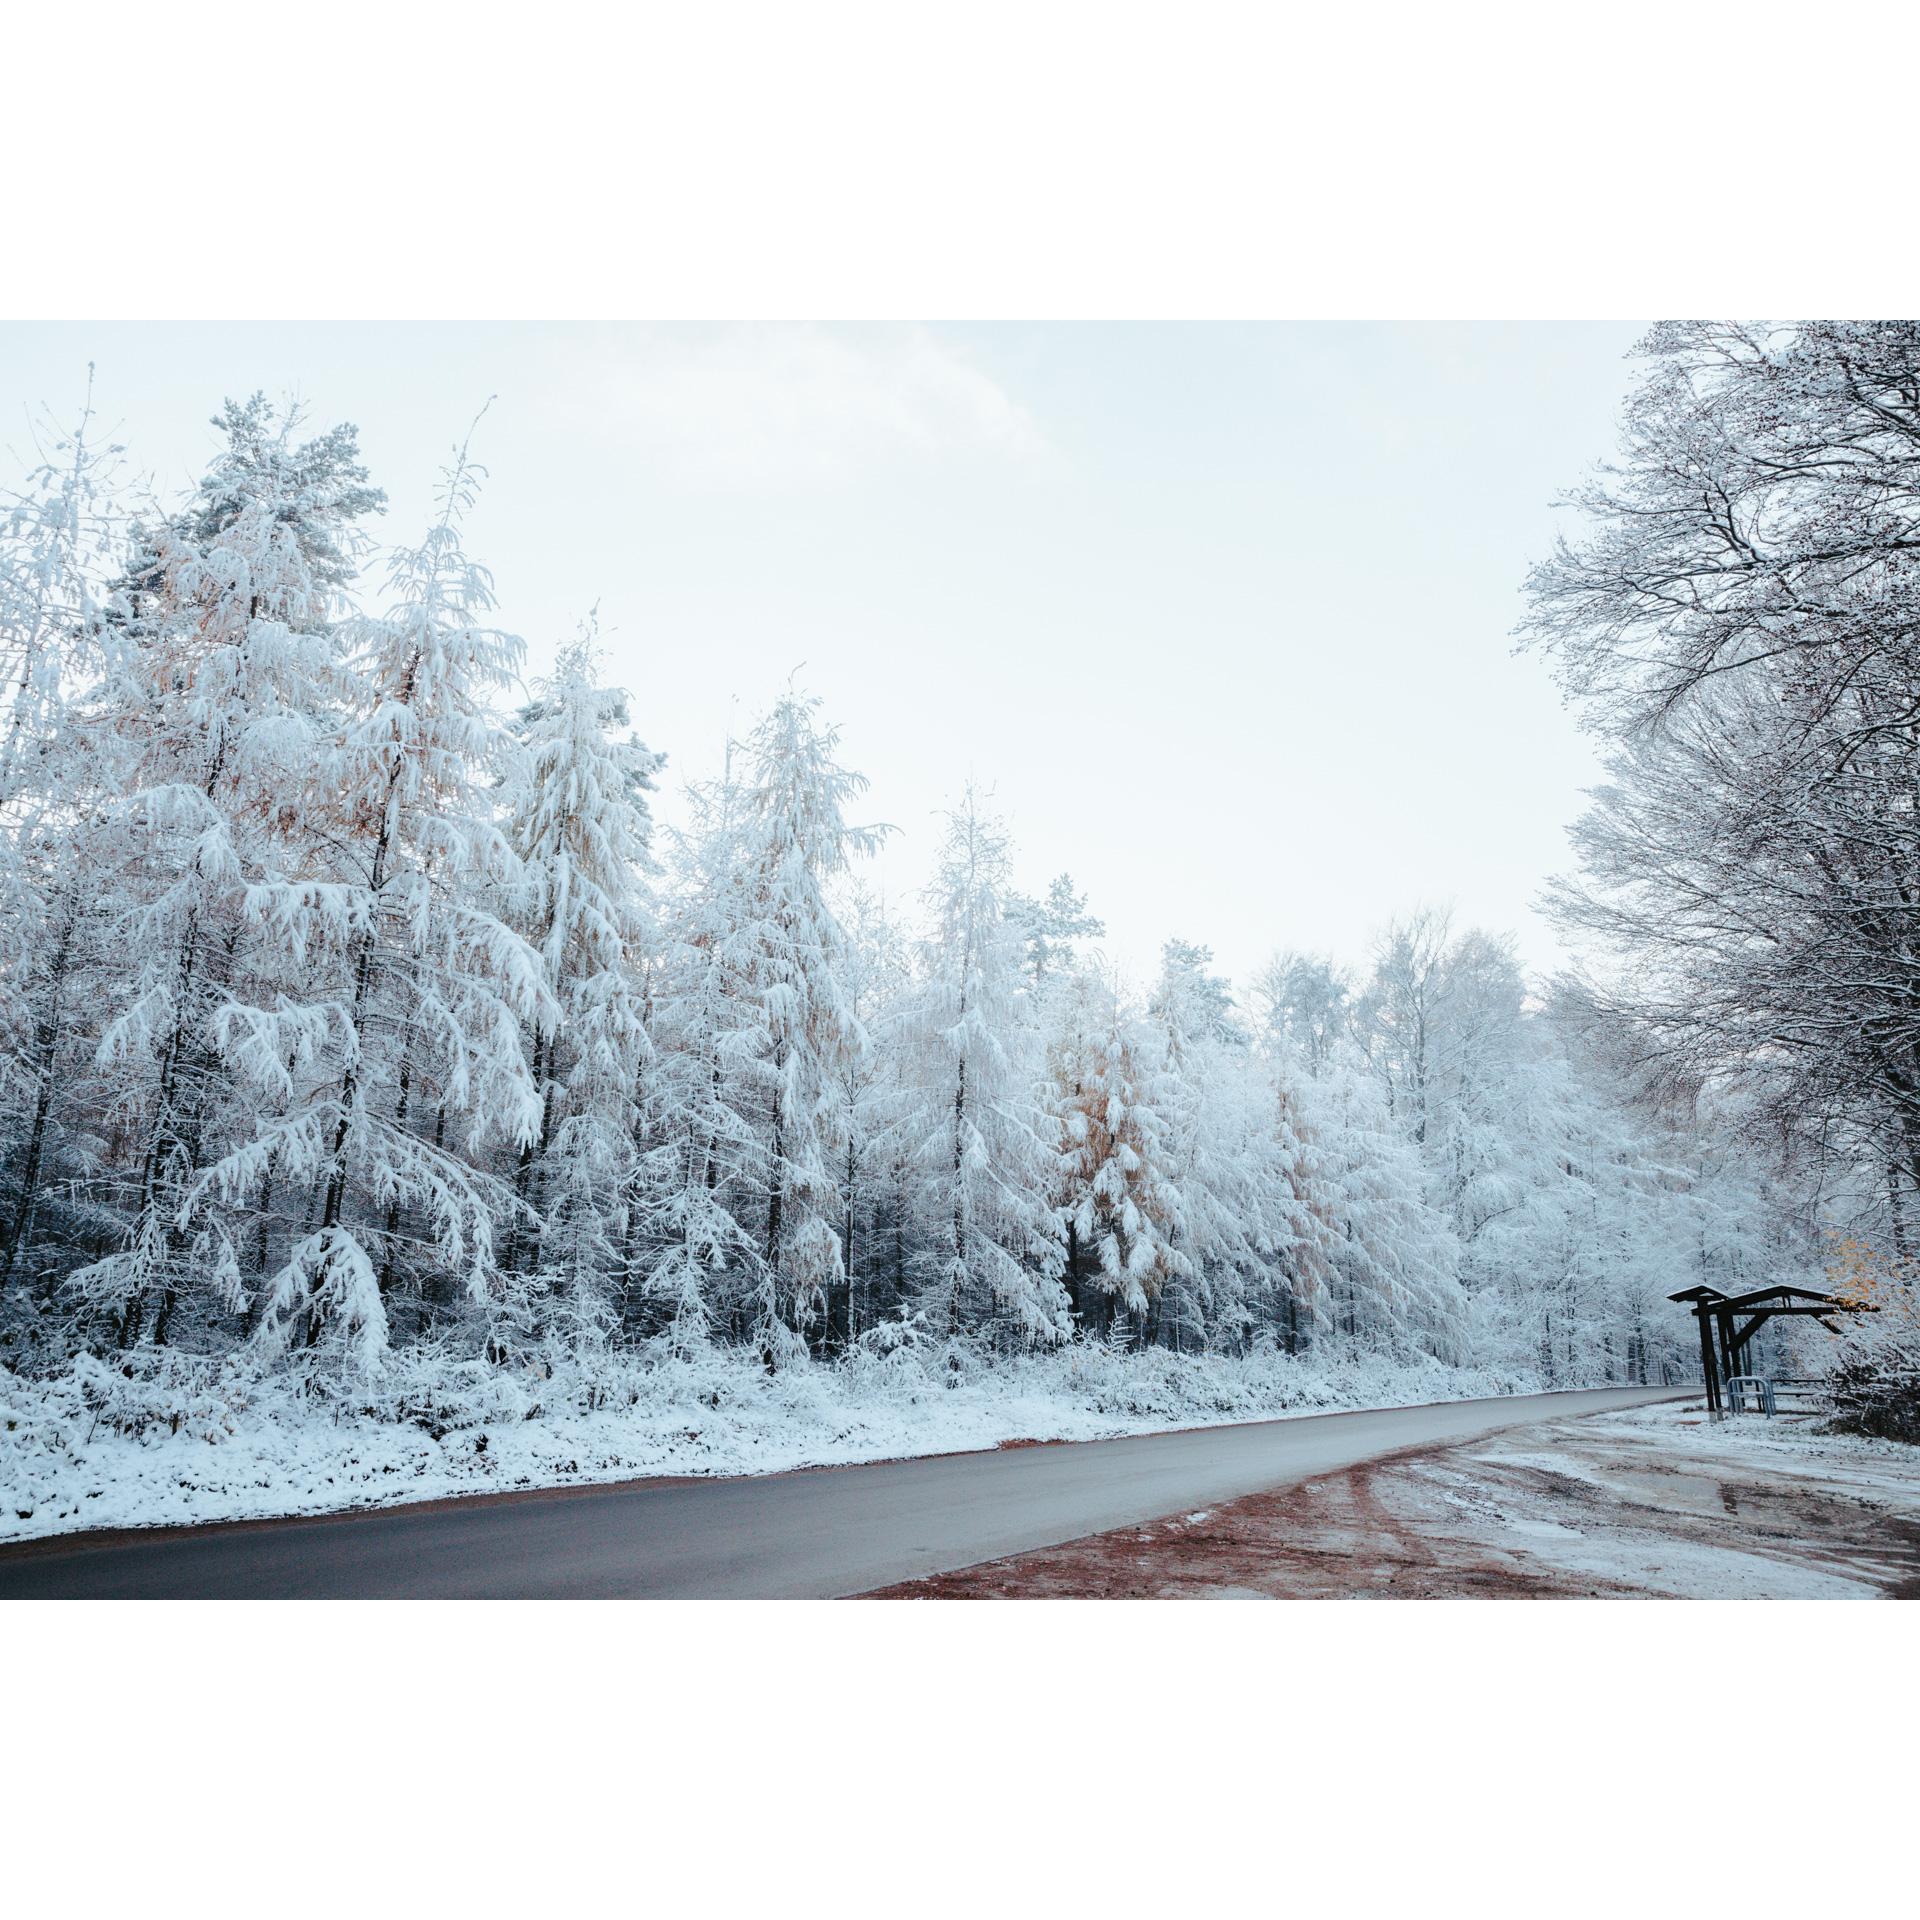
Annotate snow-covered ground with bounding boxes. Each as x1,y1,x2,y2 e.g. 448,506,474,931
0,1342,1537,1544
1405,1402,1920,1598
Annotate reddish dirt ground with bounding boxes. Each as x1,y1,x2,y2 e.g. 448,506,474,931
864,1445,1631,1598
861,1418,1920,1599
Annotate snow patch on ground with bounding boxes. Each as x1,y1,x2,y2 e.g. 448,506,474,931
1446,1403,1920,1598
1542,1399,1920,1501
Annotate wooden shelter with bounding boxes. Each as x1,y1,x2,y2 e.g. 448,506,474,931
1668,1282,1867,1414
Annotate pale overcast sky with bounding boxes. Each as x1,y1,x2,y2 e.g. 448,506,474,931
1,322,1643,997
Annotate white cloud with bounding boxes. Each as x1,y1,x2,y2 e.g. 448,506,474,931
552,325,1042,486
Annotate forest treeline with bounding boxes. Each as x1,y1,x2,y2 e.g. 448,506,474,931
0,381,1817,1398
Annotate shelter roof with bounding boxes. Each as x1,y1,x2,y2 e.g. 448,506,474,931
1666,1282,1865,1314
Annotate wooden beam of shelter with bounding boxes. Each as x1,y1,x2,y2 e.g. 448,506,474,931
1715,1284,1849,1313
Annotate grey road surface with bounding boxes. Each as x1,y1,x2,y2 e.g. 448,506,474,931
0,1385,1687,1598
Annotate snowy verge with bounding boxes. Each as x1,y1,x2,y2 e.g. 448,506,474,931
0,1342,1540,1544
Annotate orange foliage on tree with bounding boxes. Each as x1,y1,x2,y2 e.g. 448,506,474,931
1822,1232,1920,1327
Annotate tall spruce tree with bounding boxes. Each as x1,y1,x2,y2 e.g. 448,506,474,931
192,428,550,1373
887,788,1067,1344
499,627,662,1349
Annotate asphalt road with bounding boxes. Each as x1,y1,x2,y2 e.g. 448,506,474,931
0,1385,1688,1598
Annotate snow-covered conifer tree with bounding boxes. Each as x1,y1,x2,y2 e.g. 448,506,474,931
639,753,768,1353
1250,945,1464,1360
831,878,910,1346
1044,968,1188,1337
641,694,882,1363
886,788,1067,1343
0,373,131,809
1148,940,1287,1349
66,398,384,1348
191,427,551,1373
724,690,883,1362
0,379,133,1322
498,624,662,1351
1007,872,1104,994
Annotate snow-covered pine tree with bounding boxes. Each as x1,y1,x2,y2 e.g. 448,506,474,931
1251,945,1462,1360
0,372,131,809
498,624,662,1354
0,378,133,1326
886,788,1067,1346
1147,939,1286,1351
830,878,910,1347
724,690,884,1364
66,398,384,1350
1044,967,1188,1338
1007,872,1104,994
1262,1058,1339,1353
639,748,771,1351
190,425,551,1374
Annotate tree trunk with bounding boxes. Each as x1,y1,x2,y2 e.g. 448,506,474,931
950,1055,966,1334
1,902,75,1284
506,1027,549,1276
379,1048,414,1296
844,1135,857,1350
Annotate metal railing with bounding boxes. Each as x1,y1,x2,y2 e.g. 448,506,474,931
1724,1375,1776,1415
1720,1375,1832,1417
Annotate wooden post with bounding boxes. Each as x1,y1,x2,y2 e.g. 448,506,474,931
1697,1306,1720,1413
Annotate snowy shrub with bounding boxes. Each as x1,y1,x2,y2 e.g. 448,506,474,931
1820,1238,1920,1445
845,1308,938,1400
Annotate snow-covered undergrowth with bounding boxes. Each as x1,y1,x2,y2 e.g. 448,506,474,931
0,1343,1537,1543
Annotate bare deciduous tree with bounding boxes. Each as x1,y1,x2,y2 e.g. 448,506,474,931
1523,320,1920,1225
